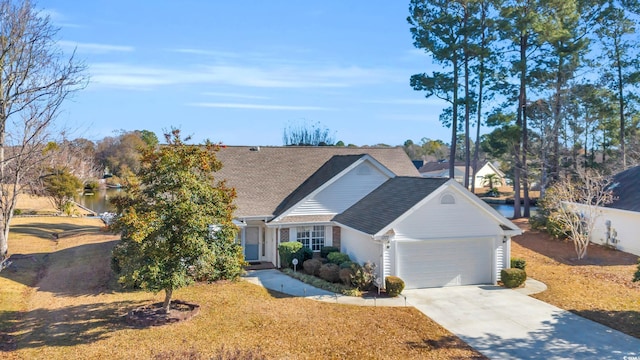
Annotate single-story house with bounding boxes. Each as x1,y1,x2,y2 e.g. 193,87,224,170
215,146,521,289
585,166,640,256
419,160,506,189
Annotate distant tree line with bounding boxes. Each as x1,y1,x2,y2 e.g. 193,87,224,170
409,0,640,218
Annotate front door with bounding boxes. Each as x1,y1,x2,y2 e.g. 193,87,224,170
244,226,259,261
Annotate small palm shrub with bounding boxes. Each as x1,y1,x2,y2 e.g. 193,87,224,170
352,261,376,290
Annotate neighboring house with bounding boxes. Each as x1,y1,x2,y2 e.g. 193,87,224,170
216,146,521,289
586,166,640,256
418,161,506,189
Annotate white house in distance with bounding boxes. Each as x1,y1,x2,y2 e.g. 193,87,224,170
215,146,521,289
585,166,640,256
419,160,506,189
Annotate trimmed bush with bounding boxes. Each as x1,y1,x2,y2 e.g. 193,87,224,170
318,263,340,283
511,257,526,271
501,268,527,288
278,242,302,269
327,252,351,265
298,246,313,265
339,267,354,286
303,259,322,276
320,246,340,258
385,276,405,297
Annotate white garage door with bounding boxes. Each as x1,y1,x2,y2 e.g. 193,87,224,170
397,238,493,289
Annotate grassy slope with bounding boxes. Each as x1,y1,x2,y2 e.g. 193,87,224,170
1,217,484,360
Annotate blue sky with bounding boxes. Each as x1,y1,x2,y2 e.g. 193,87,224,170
43,1,450,146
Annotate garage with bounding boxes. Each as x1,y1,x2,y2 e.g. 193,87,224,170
396,238,493,289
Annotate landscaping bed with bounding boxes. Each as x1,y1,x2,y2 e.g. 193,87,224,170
511,219,640,339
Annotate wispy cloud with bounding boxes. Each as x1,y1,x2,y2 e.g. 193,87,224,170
39,9,83,28
363,98,438,106
170,48,243,58
59,41,134,54
189,102,333,111
203,92,270,100
89,62,399,90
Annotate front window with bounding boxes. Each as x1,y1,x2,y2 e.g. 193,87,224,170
297,225,325,252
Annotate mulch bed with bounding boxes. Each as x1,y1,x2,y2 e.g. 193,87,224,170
125,300,200,327
512,219,638,266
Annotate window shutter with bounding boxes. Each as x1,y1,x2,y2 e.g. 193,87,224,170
325,225,333,246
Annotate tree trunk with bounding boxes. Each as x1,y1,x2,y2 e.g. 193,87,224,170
615,39,626,169
163,288,173,314
450,54,459,179
463,5,471,190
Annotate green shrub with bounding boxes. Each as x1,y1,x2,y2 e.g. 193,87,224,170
303,259,322,276
320,246,340,258
385,276,405,297
278,242,302,269
511,257,526,271
13,209,22,216
327,252,350,265
282,268,361,296
501,268,527,288
318,263,340,283
339,261,359,270
300,246,313,263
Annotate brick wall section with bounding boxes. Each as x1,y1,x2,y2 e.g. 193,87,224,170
332,226,341,250
280,228,289,242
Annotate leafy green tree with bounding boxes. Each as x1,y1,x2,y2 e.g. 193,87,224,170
96,130,158,177
409,0,464,178
110,129,244,313
41,168,83,215
596,0,640,168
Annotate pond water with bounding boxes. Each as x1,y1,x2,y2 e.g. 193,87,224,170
75,188,123,214
490,203,538,219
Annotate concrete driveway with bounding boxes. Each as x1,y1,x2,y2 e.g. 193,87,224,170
404,285,640,360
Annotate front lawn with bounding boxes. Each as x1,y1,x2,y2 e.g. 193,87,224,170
0,217,485,359
511,219,640,339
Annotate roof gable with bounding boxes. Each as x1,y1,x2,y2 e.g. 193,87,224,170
333,178,521,236
607,166,640,212
333,177,448,235
272,154,395,219
214,146,419,218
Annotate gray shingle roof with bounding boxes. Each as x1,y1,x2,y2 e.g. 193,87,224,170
213,146,419,218
607,166,640,212
333,177,449,235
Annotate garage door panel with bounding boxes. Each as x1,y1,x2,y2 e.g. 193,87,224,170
397,238,492,289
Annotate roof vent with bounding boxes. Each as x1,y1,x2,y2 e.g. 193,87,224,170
249,146,260,152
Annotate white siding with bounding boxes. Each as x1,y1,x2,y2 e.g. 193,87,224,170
393,190,500,240
340,226,382,279
587,206,640,256
289,161,390,216
495,241,505,281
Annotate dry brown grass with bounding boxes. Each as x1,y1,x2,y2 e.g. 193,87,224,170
512,219,640,338
1,217,485,360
